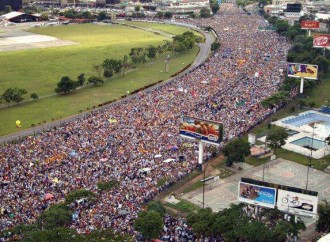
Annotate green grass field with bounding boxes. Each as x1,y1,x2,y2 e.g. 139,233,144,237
122,21,204,39
0,24,169,97
0,23,201,136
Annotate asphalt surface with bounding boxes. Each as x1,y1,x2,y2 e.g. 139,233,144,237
0,22,215,144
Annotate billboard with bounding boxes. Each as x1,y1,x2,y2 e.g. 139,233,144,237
313,34,330,48
238,182,277,208
179,116,223,145
277,189,318,217
301,20,320,29
286,3,301,12
287,63,318,80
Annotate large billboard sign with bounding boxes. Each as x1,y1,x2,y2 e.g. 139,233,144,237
313,34,330,48
238,182,277,208
277,189,318,217
179,116,223,145
301,20,319,29
287,63,318,80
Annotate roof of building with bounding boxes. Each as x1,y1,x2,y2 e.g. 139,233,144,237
0,11,25,20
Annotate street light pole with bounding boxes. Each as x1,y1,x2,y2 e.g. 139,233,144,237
306,124,315,190
203,162,206,208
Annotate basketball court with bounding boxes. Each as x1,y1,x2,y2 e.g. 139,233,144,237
182,158,330,224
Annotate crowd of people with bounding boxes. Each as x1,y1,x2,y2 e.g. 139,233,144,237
0,3,291,238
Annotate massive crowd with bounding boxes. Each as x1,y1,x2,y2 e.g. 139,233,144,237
0,3,291,238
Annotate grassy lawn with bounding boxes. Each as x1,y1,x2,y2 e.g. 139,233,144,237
0,23,202,136
122,21,204,40
0,24,169,97
276,148,330,171
165,199,200,214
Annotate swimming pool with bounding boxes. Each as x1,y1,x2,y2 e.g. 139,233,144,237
290,137,326,151
282,112,330,127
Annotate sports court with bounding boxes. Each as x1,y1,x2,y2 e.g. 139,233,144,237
183,158,330,223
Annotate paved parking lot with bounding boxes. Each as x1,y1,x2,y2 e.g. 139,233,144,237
183,158,330,224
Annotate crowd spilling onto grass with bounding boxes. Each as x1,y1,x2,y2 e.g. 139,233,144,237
0,3,291,238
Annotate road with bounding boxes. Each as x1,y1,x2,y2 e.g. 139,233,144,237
0,23,215,144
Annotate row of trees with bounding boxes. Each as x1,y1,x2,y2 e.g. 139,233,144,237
55,74,104,94
187,205,306,242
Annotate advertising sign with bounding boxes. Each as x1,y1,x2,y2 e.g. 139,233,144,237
238,182,277,208
313,34,330,48
277,189,318,217
301,20,320,29
287,63,318,80
179,116,223,145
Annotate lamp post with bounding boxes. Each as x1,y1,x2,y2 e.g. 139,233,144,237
306,124,315,190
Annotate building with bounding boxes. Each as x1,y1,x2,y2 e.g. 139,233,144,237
0,11,39,22
0,0,23,11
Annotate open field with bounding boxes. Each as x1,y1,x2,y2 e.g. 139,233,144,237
0,24,169,97
122,21,204,39
0,23,201,136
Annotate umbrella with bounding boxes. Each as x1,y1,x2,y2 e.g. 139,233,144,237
170,146,179,151
44,193,54,201
118,209,129,216
154,154,162,158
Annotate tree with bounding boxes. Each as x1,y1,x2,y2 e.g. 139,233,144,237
147,201,166,217
134,210,163,241
211,2,220,14
312,56,330,73
164,11,173,19
187,208,215,237
4,5,12,14
77,73,85,87
200,8,211,18
55,76,77,94
122,55,129,76
211,41,220,51
316,200,330,233
222,138,251,166
81,11,93,19
30,93,39,100
146,45,157,59
92,64,104,78
36,204,72,229
97,11,107,21
156,11,164,18
88,76,104,86
135,5,140,12
2,88,27,104
102,59,122,78
40,13,49,21
2,88,15,104
266,127,289,154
